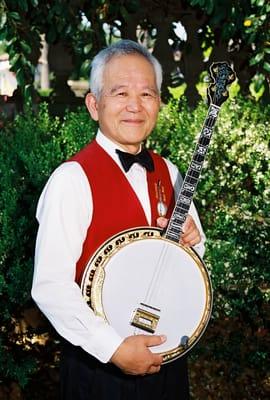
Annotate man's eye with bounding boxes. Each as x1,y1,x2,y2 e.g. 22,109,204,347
116,92,127,97
142,92,156,98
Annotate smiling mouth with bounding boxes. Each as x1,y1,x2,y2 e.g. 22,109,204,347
122,119,144,124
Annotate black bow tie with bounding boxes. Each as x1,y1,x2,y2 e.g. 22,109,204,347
116,148,154,172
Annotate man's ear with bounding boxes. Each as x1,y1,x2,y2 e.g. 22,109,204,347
85,93,99,121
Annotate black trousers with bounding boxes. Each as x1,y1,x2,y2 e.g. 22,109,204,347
60,340,190,400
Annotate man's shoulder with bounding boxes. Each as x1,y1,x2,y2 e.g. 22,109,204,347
68,140,96,163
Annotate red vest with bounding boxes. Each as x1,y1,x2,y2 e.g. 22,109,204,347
69,140,175,283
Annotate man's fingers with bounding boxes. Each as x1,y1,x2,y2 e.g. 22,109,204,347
182,215,193,233
156,216,168,228
141,334,167,347
181,230,201,245
111,334,166,375
181,215,201,246
147,365,161,375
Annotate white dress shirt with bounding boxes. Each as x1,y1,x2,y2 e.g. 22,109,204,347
32,130,206,363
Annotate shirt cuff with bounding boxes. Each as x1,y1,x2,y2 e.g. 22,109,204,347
81,320,124,363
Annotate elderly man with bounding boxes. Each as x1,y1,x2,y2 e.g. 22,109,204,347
32,39,205,400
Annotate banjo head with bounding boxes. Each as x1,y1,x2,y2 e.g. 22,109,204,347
81,227,212,364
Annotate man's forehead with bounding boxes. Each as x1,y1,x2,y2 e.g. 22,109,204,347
104,54,155,76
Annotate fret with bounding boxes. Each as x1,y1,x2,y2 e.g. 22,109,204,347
174,207,188,217
183,183,196,192
182,190,192,198
187,169,200,179
199,134,211,144
167,228,178,235
196,145,207,156
166,234,180,243
201,127,212,138
169,226,181,234
193,153,205,162
170,213,184,222
208,104,219,118
190,161,202,171
205,115,216,125
175,214,186,222
179,195,192,205
166,229,181,238
185,176,198,185
178,203,190,211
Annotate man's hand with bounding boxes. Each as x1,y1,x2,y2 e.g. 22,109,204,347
110,334,166,375
157,215,201,247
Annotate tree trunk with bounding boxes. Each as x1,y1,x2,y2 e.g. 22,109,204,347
181,10,206,107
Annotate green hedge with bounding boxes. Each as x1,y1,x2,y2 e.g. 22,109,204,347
0,104,97,391
0,98,269,398
149,97,270,397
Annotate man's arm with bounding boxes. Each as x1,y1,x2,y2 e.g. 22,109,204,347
32,162,123,362
32,161,165,375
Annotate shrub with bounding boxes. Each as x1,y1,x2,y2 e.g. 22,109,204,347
148,96,270,398
0,103,96,391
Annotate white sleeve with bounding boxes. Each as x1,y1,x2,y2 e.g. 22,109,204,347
164,158,206,258
31,162,123,363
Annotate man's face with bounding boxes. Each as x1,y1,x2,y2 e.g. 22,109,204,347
86,54,161,153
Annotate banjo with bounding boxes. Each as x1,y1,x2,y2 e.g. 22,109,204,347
81,62,236,364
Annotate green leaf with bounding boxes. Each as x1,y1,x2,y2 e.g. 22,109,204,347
189,0,203,5
206,0,214,14
263,61,270,73
0,30,7,40
19,0,29,12
250,52,264,65
0,12,7,29
20,41,32,55
30,0,39,6
8,12,21,21
83,43,92,54
9,53,20,68
15,68,25,86
80,59,91,76
24,84,33,101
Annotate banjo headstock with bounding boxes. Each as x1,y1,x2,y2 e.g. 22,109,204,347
207,62,236,107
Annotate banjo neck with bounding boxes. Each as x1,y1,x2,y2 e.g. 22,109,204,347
164,61,236,243
164,103,220,243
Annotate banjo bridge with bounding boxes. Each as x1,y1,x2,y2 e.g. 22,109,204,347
131,305,160,333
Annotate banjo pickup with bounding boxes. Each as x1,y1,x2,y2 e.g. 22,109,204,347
131,305,160,333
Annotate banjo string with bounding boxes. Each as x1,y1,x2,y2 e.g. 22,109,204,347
142,239,171,308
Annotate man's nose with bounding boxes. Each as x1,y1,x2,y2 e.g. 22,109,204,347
126,95,142,112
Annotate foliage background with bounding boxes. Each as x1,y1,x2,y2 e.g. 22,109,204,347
0,96,269,398
0,0,269,105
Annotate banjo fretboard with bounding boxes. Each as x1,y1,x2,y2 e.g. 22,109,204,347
164,61,236,243
164,103,220,243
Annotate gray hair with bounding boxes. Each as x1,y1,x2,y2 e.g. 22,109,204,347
89,39,163,98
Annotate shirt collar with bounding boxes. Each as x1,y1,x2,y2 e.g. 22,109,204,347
95,129,143,169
